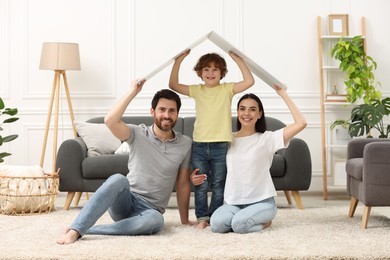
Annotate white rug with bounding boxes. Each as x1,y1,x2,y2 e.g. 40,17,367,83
1,205,390,259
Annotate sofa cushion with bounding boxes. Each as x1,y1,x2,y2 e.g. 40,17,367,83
75,121,121,157
115,142,130,154
82,155,129,179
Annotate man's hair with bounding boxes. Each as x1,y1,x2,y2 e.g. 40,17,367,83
151,89,182,111
193,53,228,79
236,93,267,133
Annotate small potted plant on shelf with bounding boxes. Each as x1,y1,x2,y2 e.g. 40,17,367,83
329,35,389,138
330,35,381,104
0,97,19,163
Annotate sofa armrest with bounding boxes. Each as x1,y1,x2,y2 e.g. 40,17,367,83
363,142,390,185
56,137,87,191
273,138,312,190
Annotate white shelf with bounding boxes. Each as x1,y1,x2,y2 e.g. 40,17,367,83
324,101,350,106
321,35,365,40
322,66,339,70
317,15,366,200
326,144,348,149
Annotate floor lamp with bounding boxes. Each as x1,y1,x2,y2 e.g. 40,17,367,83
39,42,80,173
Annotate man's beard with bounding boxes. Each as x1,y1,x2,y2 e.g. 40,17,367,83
154,117,176,132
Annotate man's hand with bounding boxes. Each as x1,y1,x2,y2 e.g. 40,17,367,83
131,79,145,95
190,168,207,186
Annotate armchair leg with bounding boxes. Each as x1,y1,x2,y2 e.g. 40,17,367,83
283,190,292,205
73,192,90,206
348,197,359,218
361,205,371,229
73,192,82,206
64,192,76,210
291,191,304,210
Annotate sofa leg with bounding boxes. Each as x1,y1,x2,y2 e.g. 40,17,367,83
64,192,76,210
361,205,371,229
283,190,292,205
291,191,304,210
348,197,358,218
74,192,82,206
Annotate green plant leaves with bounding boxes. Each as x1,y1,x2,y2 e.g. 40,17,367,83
0,97,19,162
330,35,379,105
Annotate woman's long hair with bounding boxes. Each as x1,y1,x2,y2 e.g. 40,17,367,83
236,93,266,133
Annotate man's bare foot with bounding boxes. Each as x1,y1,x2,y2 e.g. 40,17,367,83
56,228,80,245
263,221,272,230
196,221,209,229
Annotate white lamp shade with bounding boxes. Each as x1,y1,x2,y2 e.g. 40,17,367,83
39,42,81,70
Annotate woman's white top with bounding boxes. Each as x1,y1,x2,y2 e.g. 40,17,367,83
224,129,288,205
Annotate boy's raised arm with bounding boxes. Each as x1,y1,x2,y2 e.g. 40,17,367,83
169,50,191,96
230,51,255,94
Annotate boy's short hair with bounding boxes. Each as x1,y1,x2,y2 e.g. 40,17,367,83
151,89,182,112
193,53,228,79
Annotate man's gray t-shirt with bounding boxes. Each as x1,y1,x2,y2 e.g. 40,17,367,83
125,124,192,213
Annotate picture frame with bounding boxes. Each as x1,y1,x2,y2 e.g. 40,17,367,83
328,14,349,36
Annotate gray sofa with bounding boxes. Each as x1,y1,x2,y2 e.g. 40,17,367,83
56,116,312,210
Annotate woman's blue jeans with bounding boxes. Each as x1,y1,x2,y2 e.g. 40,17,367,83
192,141,228,222
210,197,277,233
70,174,164,237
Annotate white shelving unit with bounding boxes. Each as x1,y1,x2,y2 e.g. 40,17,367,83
317,16,366,200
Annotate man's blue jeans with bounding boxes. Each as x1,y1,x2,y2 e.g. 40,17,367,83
210,197,277,233
70,174,164,237
192,141,228,222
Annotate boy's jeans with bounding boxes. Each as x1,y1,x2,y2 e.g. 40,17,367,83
70,174,164,237
192,141,228,222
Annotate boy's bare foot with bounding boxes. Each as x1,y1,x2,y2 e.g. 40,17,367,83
56,228,80,245
263,221,272,230
196,221,209,229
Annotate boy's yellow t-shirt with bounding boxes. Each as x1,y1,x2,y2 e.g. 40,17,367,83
188,82,235,142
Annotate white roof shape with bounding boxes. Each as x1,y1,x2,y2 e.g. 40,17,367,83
140,31,285,89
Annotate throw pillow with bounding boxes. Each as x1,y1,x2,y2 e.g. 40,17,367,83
115,142,130,154
0,165,51,214
74,121,121,157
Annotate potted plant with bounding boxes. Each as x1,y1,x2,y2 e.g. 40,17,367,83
0,97,19,163
330,97,390,138
329,35,389,138
330,35,381,104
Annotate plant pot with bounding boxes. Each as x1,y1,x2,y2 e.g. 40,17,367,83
336,128,351,145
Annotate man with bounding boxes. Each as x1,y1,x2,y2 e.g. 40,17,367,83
57,80,195,244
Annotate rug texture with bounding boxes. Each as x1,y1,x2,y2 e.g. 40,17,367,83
0,204,389,260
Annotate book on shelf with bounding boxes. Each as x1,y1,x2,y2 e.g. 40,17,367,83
326,94,347,102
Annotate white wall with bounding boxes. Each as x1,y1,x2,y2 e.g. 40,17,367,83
1,0,390,192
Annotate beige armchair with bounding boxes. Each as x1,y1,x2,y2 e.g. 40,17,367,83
346,138,390,229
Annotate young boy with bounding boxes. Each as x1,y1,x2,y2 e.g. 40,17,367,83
169,50,254,229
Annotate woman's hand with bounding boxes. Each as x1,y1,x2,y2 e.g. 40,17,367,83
274,84,287,96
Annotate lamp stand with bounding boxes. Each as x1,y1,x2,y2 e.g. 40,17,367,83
40,70,77,173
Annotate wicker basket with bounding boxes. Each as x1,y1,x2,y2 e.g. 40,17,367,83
0,171,59,215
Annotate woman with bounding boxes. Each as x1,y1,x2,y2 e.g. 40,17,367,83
191,85,307,233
